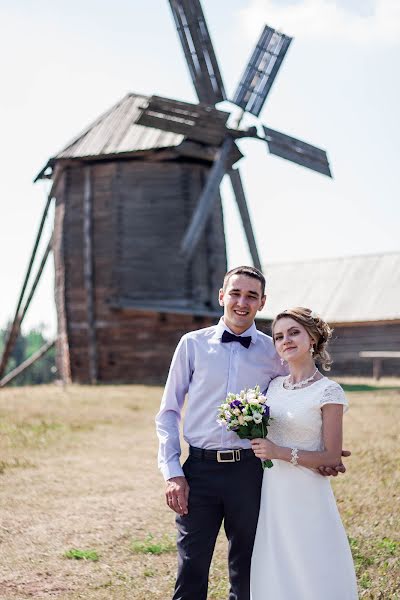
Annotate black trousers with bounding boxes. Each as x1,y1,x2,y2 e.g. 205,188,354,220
172,453,263,600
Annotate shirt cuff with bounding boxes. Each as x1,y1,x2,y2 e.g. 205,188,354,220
161,461,184,481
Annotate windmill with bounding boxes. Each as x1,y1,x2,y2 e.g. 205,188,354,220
145,0,332,267
0,2,332,386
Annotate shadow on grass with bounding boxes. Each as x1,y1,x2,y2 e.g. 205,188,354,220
341,383,400,392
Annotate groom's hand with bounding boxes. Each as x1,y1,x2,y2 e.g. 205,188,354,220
166,476,190,515
318,450,351,477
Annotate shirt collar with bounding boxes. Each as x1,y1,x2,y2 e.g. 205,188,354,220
213,317,258,344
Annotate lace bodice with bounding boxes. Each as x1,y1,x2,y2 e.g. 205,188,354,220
266,377,348,451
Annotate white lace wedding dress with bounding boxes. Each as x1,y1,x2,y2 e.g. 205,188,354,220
250,376,358,600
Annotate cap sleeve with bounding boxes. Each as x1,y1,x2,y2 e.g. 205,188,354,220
319,382,348,412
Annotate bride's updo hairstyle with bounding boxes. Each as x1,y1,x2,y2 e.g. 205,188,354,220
272,307,333,371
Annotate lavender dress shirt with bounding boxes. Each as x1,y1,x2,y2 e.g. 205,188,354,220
155,318,286,480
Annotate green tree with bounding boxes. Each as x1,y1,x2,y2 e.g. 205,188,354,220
0,326,56,386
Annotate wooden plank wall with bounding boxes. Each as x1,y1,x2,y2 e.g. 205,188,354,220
95,311,216,383
257,320,400,376
55,158,227,383
329,322,400,376
114,160,227,311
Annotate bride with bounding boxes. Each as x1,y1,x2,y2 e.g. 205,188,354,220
250,307,358,600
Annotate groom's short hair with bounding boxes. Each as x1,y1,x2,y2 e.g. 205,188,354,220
223,266,266,296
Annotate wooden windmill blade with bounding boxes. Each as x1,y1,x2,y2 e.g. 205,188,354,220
228,169,262,271
232,25,292,117
181,137,234,259
168,0,226,105
263,126,332,177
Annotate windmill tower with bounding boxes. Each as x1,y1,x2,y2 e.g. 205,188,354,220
0,1,332,386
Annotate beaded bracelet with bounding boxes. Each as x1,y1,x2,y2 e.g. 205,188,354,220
290,448,299,466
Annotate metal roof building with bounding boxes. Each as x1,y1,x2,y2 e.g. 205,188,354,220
257,252,400,376
259,251,400,323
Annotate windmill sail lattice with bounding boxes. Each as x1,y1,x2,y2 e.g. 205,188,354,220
168,0,226,105
232,26,292,117
167,0,332,267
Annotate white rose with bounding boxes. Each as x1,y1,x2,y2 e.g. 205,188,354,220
253,412,262,424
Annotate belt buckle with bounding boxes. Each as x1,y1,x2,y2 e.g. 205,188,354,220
217,450,236,463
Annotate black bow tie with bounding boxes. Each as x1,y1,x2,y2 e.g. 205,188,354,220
221,330,252,349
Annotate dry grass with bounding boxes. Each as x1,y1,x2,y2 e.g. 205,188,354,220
0,379,398,599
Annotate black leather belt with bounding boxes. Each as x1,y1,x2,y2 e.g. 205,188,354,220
189,446,255,463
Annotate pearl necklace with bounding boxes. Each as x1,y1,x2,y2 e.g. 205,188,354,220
284,368,319,390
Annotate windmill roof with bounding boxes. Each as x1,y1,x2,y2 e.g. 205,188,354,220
35,93,186,179
259,251,400,324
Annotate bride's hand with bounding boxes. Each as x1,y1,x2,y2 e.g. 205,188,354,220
251,437,277,460
318,449,351,477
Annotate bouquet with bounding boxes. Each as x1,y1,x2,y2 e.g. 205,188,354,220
217,385,273,468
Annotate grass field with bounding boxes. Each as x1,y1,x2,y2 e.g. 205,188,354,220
0,379,399,599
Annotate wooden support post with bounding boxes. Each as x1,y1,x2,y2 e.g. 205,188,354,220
229,168,262,271
0,339,55,388
14,194,53,317
0,219,53,379
20,237,53,322
0,318,22,379
53,170,71,384
83,166,98,384
372,358,382,381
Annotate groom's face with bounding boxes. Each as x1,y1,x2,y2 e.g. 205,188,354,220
219,274,266,335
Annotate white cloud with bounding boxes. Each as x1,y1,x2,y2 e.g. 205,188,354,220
238,0,400,45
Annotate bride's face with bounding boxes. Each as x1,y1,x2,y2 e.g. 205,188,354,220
273,317,314,363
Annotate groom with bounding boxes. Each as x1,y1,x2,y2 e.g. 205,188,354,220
155,265,347,600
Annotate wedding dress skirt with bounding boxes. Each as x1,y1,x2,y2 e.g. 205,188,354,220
250,377,358,600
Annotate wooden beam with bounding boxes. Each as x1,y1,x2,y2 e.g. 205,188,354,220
0,339,55,388
20,236,53,322
53,170,71,384
229,168,262,271
83,166,98,384
0,194,54,378
111,298,222,318
0,318,22,381
181,137,233,260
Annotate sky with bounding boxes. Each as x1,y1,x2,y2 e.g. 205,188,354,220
0,0,399,336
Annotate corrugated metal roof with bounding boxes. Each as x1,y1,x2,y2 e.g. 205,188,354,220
259,252,400,323
56,93,185,159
